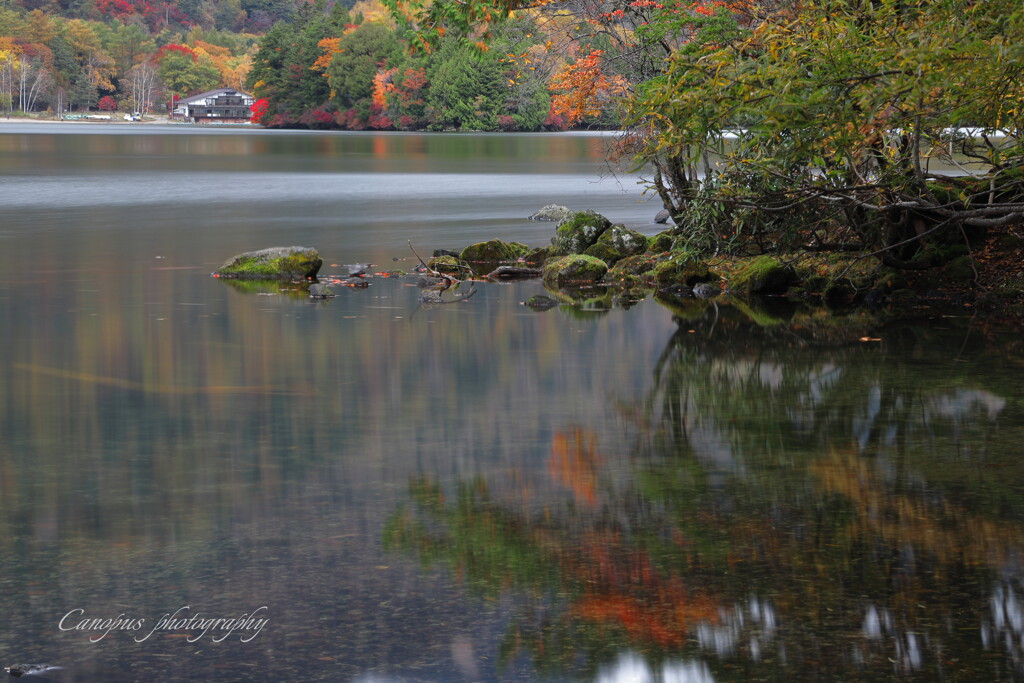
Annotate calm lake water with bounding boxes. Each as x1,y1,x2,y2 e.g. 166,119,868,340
2,124,1024,682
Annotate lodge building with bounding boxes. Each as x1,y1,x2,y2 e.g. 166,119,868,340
171,88,255,124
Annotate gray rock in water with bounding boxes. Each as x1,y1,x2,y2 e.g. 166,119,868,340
660,284,692,297
522,295,559,311
417,275,448,290
654,209,672,224
309,283,333,298
692,282,721,299
529,204,571,221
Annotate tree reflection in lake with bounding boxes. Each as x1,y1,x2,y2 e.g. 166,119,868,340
386,303,1024,681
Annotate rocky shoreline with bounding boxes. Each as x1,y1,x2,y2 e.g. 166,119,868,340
211,208,1024,337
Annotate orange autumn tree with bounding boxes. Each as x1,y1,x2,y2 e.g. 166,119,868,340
547,49,627,126
311,37,342,76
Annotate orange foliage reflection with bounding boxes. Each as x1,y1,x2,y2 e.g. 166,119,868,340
547,428,600,506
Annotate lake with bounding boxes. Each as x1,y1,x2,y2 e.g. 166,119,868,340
1,124,1023,682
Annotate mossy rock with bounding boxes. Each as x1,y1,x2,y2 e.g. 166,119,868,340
215,246,322,280
647,231,675,253
583,225,648,266
551,210,613,255
427,254,470,276
523,247,552,266
582,242,618,265
460,239,529,263
607,253,658,287
941,255,976,285
792,254,879,300
542,254,608,287
651,252,719,287
730,255,797,294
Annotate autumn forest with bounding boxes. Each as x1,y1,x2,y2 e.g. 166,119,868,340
0,0,663,129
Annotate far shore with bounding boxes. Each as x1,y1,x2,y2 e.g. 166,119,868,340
0,114,176,125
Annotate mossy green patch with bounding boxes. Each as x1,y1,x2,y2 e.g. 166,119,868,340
729,255,796,294
647,231,675,253
551,210,613,255
584,225,648,266
427,254,471,276
523,247,552,266
542,254,608,287
460,239,529,262
651,252,719,287
216,246,322,280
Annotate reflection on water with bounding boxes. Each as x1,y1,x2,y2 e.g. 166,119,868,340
1,127,1024,681
385,305,1024,681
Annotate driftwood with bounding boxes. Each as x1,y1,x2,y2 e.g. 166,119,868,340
409,241,477,305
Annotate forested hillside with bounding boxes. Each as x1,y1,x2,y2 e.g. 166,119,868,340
0,0,636,129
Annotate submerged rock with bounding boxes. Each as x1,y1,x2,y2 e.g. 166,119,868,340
692,282,721,299
523,294,559,311
215,246,322,280
309,283,334,298
345,263,372,276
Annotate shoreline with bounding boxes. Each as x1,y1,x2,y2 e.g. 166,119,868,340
0,114,176,126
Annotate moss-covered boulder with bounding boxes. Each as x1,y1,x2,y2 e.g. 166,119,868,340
647,231,675,253
460,239,529,263
551,210,613,255
523,247,552,266
542,254,608,287
427,255,470,276
730,255,797,294
651,252,719,287
607,253,659,287
215,246,322,280
583,225,648,266
791,253,880,304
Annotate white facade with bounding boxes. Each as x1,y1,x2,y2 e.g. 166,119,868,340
172,88,255,123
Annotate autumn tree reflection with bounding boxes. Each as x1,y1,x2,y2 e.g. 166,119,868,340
386,305,1024,680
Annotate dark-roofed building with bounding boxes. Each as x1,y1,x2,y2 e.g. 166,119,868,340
172,88,255,124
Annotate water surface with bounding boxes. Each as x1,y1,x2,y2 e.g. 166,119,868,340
1,125,1023,682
